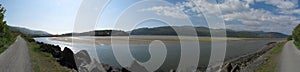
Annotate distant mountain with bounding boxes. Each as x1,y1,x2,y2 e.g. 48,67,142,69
130,26,287,38
48,26,287,38
226,30,287,38
60,30,129,36
130,26,210,36
8,26,51,36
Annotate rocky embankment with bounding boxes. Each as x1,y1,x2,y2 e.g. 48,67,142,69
36,42,135,72
220,42,279,72
36,42,78,70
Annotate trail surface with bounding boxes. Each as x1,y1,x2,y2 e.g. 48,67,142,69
0,36,32,72
279,41,300,72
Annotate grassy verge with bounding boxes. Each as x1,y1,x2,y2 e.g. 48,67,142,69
255,42,286,72
294,41,300,50
27,41,72,72
0,41,12,53
0,35,17,54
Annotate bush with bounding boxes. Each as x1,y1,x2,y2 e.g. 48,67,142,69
293,24,300,40
292,23,300,49
287,35,293,41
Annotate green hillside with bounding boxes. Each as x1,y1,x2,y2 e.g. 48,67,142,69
8,26,51,37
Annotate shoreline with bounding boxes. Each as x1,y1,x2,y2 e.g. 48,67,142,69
219,41,283,72
42,36,281,46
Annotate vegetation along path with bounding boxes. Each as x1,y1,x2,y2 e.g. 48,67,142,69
0,36,32,72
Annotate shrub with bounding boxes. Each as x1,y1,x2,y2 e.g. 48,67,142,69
292,23,300,49
287,35,293,41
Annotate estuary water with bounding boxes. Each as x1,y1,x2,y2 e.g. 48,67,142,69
34,36,281,71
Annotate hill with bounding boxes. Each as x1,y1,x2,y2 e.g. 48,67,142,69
42,26,287,38
59,30,129,36
130,26,287,38
8,26,51,36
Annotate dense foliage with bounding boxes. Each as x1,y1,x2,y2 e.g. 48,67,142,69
292,23,300,48
0,4,15,53
287,35,292,41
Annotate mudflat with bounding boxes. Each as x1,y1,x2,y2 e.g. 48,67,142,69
49,36,277,45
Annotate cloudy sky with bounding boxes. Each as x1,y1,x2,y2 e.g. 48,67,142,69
1,0,300,35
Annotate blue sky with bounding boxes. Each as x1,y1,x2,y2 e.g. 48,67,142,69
1,0,300,35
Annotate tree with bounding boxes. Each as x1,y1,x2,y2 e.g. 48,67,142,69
292,23,300,49
0,4,13,46
287,35,292,41
293,24,300,42
0,4,6,33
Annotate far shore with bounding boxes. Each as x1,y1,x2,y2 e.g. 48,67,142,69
39,36,284,45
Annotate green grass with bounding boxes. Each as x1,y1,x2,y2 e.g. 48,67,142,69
0,43,10,53
27,41,73,72
255,42,286,72
294,41,300,50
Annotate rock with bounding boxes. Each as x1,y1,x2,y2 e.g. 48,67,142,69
59,47,78,70
220,42,279,72
74,50,106,72
89,59,106,72
74,50,91,67
38,42,61,58
78,66,89,72
127,60,148,72
226,63,233,72
266,42,276,45
121,67,131,72
231,65,240,72
101,63,112,72
169,69,176,72
36,42,79,70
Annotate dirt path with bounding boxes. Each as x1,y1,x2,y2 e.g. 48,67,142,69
0,36,32,72
279,41,300,72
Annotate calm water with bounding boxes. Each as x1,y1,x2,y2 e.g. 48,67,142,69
34,37,281,71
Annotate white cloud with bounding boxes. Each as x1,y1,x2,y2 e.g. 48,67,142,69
140,5,188,19
141,0,300,34
141,0,252,18
280,9,300,15
223,8,300,34
179,0,251,16
224,9,298,23
244,0,254,4
257,0,298,9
